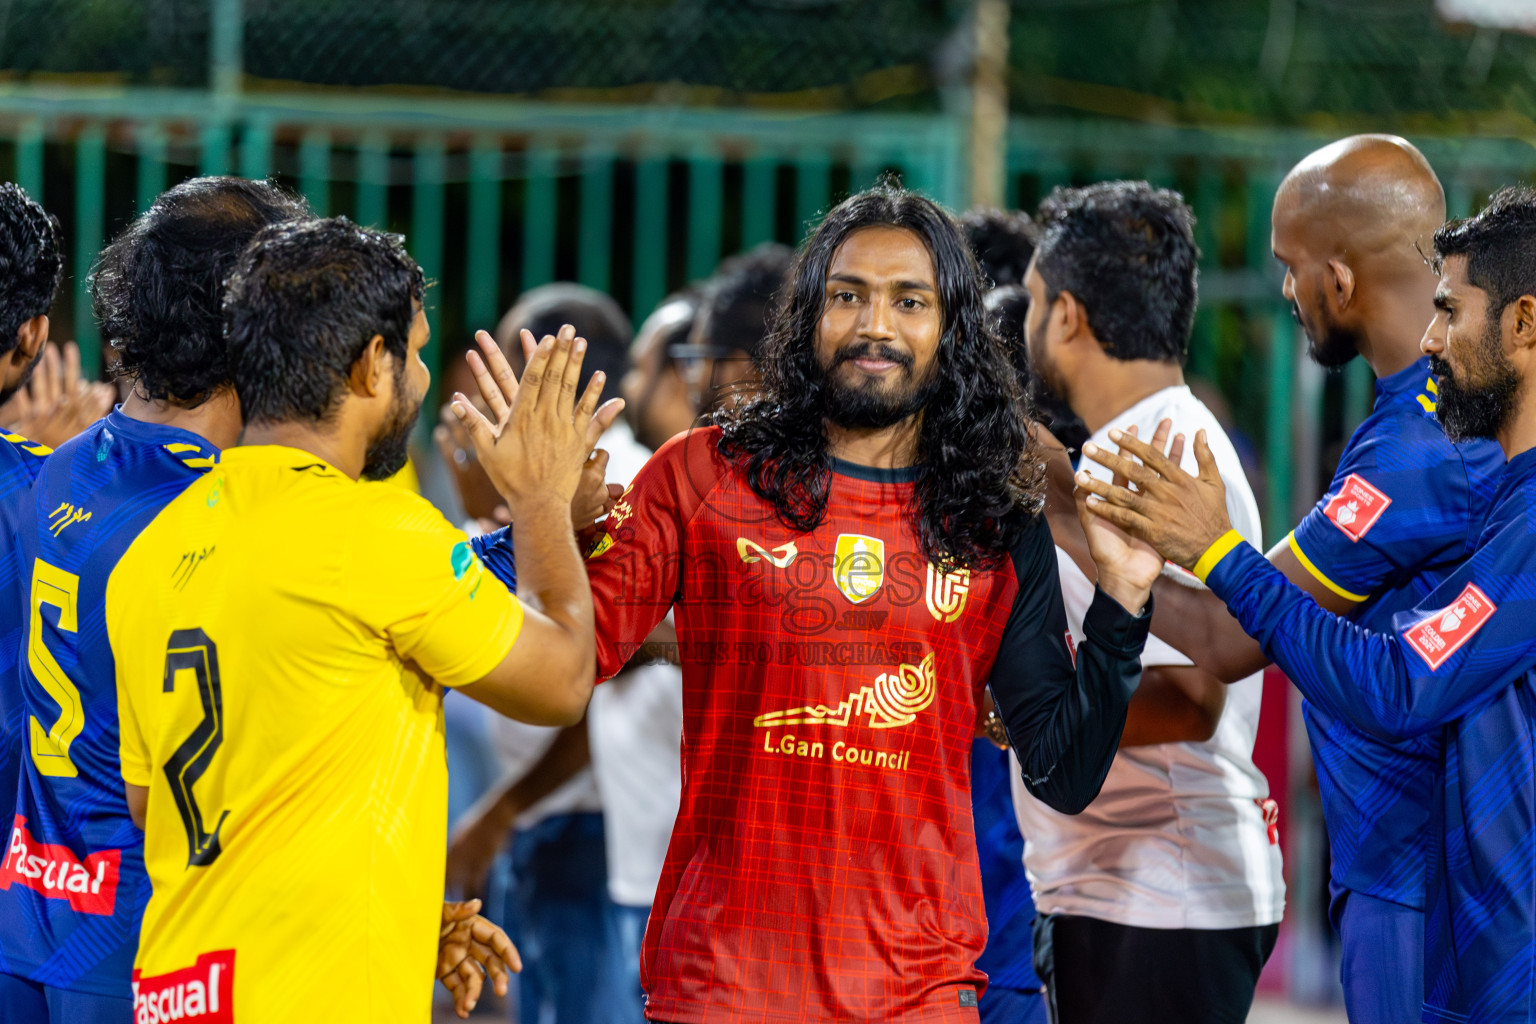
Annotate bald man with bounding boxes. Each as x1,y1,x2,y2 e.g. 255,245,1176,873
1119,136,1506,1022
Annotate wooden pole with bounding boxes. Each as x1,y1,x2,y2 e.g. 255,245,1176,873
969,0,1011,209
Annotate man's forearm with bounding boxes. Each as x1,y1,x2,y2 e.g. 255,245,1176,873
476,721,593,834
509,495,596,667
1148,575,1268,683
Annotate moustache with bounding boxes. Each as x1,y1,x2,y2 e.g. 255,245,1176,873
1428,356,1455,382
831,341,914,370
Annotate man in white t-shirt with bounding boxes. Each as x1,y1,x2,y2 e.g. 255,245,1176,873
1014,181,1284,1024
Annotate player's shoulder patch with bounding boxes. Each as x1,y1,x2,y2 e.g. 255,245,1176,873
1403,582,1496,671
1323,474,1392,542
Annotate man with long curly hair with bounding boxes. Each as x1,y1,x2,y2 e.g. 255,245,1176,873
463,182,1161,1022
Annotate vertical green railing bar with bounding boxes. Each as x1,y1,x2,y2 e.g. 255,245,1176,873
299,129,331,215
15,119,43,202
466,137,503,332
795,152,831,242
522,144,558,293
1248,170,1293,540
741,154,776,249
200,122,231,177
73,125,106,378
136,124,167,213
851,146,885,195
578,143,613,294
1189,165,1224,379
1266,306,1297,540
1037,158,1071,200
1447,177,1474,220
687,147,722,280
240,117,273,181
632,151,669,324
412,136,446,421
357,132,390,229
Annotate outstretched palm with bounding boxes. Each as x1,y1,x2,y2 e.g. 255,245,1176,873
1074,423,1177,611
1078,487,1166,592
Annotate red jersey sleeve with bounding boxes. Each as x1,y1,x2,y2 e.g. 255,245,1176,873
584,427,728,680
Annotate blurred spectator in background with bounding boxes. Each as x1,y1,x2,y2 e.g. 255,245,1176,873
443,282,633,1024
621,291,700,448
961,206,1038,288
676,242,792,412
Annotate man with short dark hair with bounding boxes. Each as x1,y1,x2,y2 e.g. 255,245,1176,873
1019,181,1283,1024
107,216,602,1022
462,182,1159,1021
1080,183,1536,1024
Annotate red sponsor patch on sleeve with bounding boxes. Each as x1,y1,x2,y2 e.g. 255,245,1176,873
133,950,235,1023
1323,474,1392,542
1403,583,1497,671
1064,630,1077,667
0,814,120,915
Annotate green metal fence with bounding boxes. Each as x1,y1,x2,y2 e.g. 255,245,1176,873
1,83,1534,540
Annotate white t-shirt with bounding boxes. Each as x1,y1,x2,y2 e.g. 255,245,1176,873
488,420,661,832
1011,384,1285,930
586,420,685,907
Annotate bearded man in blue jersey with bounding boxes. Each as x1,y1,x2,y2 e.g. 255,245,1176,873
1079,185,1536,1024
1047,135,1503,1024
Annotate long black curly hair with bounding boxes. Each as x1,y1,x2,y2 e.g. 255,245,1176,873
717,182,1044,571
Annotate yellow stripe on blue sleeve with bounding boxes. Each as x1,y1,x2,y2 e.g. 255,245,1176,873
1286,531,1369,602
3,431,52,457
1191,528,1246,583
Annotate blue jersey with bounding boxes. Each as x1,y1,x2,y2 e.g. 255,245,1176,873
0,411,214,997
1287,358,1503,909
1206,445,1536,1024
0,431,51,845
970,738,1041,993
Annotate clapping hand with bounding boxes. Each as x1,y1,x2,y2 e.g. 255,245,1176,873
1076,419,1235,570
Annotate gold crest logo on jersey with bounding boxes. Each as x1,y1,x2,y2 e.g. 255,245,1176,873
925,564,970,623
753,652,936,730
833,534,884,604
737,537,798,568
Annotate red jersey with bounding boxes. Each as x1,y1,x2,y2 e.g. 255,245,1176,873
585,427,1150,1023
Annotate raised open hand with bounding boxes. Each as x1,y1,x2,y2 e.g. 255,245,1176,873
1073,423,1168,613
1077,420,1233,570
450,326,624,519
0,341,114,448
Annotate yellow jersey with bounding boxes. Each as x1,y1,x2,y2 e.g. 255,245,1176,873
108,445,522,1023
